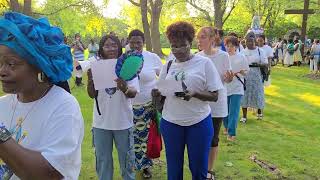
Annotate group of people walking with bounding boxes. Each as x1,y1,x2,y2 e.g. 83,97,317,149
73,21,270,179
0,12,270,180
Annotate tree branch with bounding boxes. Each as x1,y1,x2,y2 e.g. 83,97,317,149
222,0,238,25
165,0,185,7
128,0,140,7
0,2,8,8
186,0,212,23
262,2,274,28
33,2,84,16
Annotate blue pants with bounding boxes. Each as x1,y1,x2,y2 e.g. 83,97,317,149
92,127,135,180
160,115,213,180
224,95,243,136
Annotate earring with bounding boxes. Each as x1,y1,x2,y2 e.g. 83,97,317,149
38,73,44,83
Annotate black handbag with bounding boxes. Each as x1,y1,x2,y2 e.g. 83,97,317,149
257,48,270,82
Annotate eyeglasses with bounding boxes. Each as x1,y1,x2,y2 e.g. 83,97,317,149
129,41,143,46
171,45,190,52
102,45,118,50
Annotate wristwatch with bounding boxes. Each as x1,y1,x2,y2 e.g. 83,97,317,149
0,126,12,144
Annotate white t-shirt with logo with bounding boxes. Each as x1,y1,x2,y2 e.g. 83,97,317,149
0,86,84,180
226,53,250,96
197,50,231,118
133,51,163,105
159,55,223,126
92,78,140,130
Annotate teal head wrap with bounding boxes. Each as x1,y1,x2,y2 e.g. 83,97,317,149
0,12,72,83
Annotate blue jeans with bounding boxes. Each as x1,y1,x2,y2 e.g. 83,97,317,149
224,95,243,136
160,115,213,180
92,127,135,180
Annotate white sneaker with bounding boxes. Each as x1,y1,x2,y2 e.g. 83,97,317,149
257,114,263,120
240,118,247,123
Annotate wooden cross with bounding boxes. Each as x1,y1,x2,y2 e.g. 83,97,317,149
285,0,316,55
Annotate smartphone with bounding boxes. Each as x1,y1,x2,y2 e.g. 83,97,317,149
175,92,186,97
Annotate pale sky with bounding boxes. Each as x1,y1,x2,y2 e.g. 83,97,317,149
37,0,128,18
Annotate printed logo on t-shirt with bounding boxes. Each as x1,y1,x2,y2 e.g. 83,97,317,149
0,118,28,179
174,71,186,81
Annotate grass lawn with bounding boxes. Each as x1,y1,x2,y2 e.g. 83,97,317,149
76,64,320,180
1,64,319,179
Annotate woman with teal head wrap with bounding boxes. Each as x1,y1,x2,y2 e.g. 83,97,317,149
0,12,83,179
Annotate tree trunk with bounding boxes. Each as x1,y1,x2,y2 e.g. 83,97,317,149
140,0,153,51
150,0,163,57
23,0,32,16
10,0,21,12
213,0,223,29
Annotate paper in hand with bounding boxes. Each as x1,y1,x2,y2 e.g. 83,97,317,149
91,59,118,90
156,79,183,97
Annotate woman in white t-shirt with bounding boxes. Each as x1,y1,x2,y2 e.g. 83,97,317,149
0,12,83,180
240,33,268,122
196,26,233,179
87,35,139,180
257,34,273,68
127,29,163,178
224,36,250,141
310,39,320,73
152,21,223,180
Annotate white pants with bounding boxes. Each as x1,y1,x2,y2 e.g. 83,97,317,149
310,55,319,72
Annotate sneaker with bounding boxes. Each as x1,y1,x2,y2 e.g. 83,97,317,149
142,168,152,179
257,114,263,120
240,118,247,123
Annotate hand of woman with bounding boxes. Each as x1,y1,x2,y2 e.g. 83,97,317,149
235,70,247,76
151,89,162,97
87,69,93,81
224,70,234,83
115,78,128,93
182,90,195,101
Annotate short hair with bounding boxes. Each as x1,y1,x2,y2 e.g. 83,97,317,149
74,33,80,39
288,39,293,43
166,21,195,43
98,35,122,59
198,26,215,38
316,39,320,43
128,29,145,42
227,32,238,38
215,28,224,37
224,36,239,47
294,39,299,43
245,31,255,40
257,34,266,40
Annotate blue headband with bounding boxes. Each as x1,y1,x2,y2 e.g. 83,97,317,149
0,12,73,83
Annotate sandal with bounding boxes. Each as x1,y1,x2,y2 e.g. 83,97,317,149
142,168,152,179
207,170,215,180
223,128,228,135
227,135,236,141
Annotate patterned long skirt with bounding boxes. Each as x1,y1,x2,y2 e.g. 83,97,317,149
132,101,154,170
241,67,265,109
